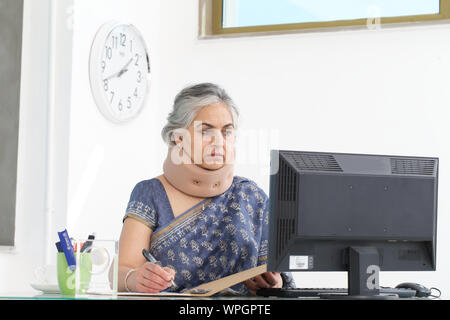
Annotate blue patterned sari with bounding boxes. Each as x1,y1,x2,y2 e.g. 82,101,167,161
123,175,295,294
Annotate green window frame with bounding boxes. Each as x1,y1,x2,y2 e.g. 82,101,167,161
208,0,450,36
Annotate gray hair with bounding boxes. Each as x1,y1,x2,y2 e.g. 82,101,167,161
161,83,239,146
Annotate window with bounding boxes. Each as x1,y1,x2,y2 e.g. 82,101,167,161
206,0,450,36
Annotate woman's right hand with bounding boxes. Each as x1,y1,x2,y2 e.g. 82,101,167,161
128,262,176,293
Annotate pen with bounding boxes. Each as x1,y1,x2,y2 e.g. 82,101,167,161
142,249,176,287
55,241,63,252
80,233,96,253
57,229,76,271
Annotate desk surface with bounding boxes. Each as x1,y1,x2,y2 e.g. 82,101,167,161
0,291,429,301
0,291,317,300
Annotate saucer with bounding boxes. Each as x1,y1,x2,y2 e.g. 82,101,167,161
30,282,60,294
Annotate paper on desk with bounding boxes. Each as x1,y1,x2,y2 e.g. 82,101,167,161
118,264,267,297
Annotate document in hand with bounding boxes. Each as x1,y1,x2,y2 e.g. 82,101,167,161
118,264,267,297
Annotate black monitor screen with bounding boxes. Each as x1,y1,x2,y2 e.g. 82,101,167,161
267,150,438,297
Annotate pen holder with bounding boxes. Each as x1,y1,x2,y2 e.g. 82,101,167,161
57,252,92,296
56,239,119,297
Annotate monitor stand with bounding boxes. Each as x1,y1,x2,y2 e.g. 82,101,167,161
321,246,398,300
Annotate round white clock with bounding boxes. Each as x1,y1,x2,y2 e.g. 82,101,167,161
89,21,150,123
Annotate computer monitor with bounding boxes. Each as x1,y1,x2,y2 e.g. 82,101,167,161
267,150,438,299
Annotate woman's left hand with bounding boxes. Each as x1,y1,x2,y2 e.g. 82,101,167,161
244,272,283,295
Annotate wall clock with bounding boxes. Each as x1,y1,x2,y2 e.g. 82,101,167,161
89,21,150,123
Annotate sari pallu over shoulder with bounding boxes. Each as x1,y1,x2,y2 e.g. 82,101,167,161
147,177,267,293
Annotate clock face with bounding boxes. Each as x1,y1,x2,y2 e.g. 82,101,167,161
89,22,150,123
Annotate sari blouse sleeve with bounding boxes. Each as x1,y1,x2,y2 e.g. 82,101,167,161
123,181,158,231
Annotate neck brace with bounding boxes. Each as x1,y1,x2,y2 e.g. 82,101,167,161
163,145,235,198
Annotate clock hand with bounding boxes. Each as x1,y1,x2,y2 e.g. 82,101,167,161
117,58,134,78
103,70,121,81
103,57,134,81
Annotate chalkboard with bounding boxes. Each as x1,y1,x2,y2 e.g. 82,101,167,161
0,0,23,246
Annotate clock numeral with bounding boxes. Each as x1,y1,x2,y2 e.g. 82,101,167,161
110,91,115,104
103,79,108,91
112,36,118,49
120,33,126,47
133,88,138,98
118,100,123,111
105,46,112,60
135,53,140,66
101,60,106,73
127,97,132,109
137,71,142,83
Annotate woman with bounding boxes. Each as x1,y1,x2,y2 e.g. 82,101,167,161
118,83,295,295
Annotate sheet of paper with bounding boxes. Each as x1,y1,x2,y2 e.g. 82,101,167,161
118,264,267,297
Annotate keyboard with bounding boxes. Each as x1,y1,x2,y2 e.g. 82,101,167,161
256,287,417,299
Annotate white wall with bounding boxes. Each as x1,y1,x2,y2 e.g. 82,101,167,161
65,0,162,241
3,0,450,297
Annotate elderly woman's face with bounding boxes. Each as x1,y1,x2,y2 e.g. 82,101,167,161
179,102,235,170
